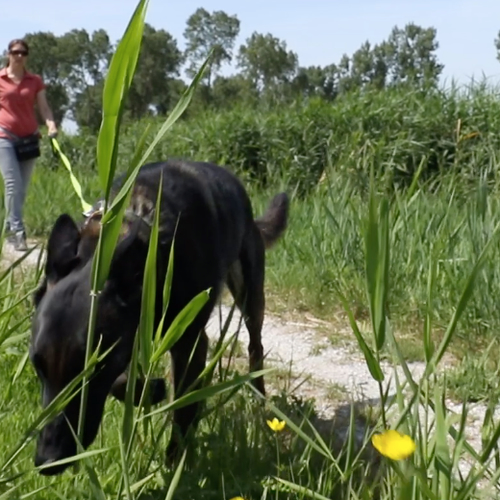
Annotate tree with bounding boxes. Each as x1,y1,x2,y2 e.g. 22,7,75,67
336,54,353,94
183,7,240,87
371,42,391,89
211,74,258,109
8,30,110,128
341,41,389,91
384,23,443,87
495,31,500,63
326,24,442,96
11,26,184,131
57,24,183,129
126,23,183,118
292,64,338,100
72,81,105,133
58,28,112,89
237,32,298,92
57,28,113,129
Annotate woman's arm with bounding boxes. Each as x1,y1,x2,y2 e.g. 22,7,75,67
36,89,58,136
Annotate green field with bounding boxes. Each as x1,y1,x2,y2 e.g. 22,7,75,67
23,80,500,366
2,4,500,499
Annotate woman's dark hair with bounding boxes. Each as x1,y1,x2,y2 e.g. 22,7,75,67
5,39,29,67
8,39,29,53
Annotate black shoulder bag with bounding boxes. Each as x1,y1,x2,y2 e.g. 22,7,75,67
0,126,41,162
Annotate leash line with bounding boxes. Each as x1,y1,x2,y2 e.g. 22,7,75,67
49,137,93,213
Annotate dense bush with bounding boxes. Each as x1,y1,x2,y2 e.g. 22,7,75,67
36,82,500,196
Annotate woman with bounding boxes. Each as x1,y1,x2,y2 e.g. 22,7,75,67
0,38,57,251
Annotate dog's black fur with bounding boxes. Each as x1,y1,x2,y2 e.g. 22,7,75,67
30,159,289,475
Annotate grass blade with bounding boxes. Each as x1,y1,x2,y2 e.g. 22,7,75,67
97,0,149,199
164,449,187,500
150,289,211,364
428,221,500,373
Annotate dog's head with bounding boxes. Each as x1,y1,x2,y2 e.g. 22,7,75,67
30,213,150,475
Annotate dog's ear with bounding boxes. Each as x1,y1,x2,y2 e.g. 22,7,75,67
45,214,81,283
34,214,81,307
106,218,151,305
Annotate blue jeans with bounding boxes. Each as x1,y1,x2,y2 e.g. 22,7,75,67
0,137,36,234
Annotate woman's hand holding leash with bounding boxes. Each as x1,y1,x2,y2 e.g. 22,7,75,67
47,123,58,138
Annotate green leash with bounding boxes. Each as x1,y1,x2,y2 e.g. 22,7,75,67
49,137,93,213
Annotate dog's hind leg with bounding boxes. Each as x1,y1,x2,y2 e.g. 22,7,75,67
227,223,266,396
110,372,167,406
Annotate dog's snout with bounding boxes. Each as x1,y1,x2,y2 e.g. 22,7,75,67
34,453,49,468
35,454,68,476
35,417,76,476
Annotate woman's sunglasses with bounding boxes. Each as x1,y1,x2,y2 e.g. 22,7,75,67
9,50,28,56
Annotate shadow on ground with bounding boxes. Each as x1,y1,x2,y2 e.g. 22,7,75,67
136,389,384,500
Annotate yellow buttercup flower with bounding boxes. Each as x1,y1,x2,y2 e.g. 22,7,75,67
371,429,416,461
229,497,246,500
266,417,286,432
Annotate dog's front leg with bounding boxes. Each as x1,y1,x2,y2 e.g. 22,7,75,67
165,329,209,465
110,372,167,406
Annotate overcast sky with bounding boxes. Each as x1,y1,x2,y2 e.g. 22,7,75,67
1,0,499,87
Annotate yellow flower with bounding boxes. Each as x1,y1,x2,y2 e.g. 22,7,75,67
229,497,245,500
371,429,416,461
266,417,286,432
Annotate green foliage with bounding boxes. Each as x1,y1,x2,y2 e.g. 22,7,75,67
385,23,444,87
210,74,259,109
57,28,112,97
9,9,454,131
183,7,240,86
496,30,500,63
11,113,500,498
47,82,496,195
292,64,338,101
18,24,184,132
125,23,184,119
237,32,298,97
10,15,452,128
4,7,500,497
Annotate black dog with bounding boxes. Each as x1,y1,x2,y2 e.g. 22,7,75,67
29,159,289,475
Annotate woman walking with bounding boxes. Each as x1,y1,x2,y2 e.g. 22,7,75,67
0,38,57,251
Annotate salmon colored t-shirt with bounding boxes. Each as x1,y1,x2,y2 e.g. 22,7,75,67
0,67,46,139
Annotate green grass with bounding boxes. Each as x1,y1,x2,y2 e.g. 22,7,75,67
5,153,500,497
0,264,380,500
11,124,500,405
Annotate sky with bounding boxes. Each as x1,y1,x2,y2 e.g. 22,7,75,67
1,0,500,131
1,0,499,85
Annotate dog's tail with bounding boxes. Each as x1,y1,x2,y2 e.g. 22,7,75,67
255,192,289,249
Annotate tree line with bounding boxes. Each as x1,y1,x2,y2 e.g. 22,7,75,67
6,7,500,133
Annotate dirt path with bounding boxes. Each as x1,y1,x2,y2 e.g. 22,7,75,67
4,239,499,492
206,302,427,412
205,301,486,424
205,302,500,493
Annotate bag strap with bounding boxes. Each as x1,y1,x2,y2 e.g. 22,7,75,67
0,125,20,141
